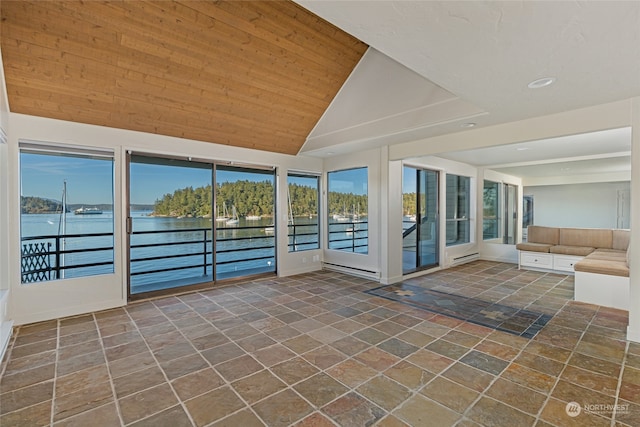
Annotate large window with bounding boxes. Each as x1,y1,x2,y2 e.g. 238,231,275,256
446,174,470,246
288,173,320,252
327,167,368,253
20,144,115,283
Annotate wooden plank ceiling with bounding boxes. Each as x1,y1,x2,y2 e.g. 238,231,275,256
0,1,367,155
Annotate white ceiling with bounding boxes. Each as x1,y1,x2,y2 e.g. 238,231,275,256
439,127,632,183
295,0,640,179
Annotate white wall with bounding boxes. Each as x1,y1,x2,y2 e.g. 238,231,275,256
7,113,324,325
524,181,630,229
0,48,13,360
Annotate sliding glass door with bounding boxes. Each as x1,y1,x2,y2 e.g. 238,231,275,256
403,166,439,274
215,165,276,280
127,155,277,298
128,155,214,296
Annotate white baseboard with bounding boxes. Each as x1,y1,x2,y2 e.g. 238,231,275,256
0,320,13,365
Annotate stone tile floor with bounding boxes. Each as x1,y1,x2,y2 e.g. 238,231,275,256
1,261,639,426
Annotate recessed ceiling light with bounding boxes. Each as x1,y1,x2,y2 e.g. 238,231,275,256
528,77,556,89
516,147,530,151
460,122,476,128
326,152,334,155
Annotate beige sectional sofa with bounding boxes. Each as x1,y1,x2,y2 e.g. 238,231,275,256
516,226,630,310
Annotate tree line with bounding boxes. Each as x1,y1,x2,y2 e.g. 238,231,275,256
21,196,62,214
153,181,370,219
154,180,317,218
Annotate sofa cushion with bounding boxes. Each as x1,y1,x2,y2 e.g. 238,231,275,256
515,242,553,253
550,245,595,256
612,229,630,250
526,226,559,245
559,228,612,249
586,249,627,262
574,258,629,277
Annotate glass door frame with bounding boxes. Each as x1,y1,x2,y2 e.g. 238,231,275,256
402,165,440,274
126,151,216,300
503,183,518,245
126,152,278,300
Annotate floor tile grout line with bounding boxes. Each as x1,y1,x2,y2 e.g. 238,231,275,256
91,311,128,427
158,286,337,426
48,319,60,426
532,306,610,427
1,262,635,427
609,320,630,427
123,302,203,427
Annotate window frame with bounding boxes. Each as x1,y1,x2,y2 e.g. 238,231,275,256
19,142,116,284
445,173,471,246
326,166,369,254
287,171,320,252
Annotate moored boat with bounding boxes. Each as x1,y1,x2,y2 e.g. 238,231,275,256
74,206,103,215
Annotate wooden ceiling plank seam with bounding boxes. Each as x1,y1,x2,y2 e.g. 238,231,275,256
238,1,367,59
4,45,119,97
7,86,117,126
11,88,301,156
9,84,301,155
112,73,316,132
2,30,330,118
65,6,338,109
1,0,350,113
113,100,300,154
89,0,349,87
110,95,305,144
110,90,314,142
115,30,341,103
171,0,364,71
2,1,121,48
6,72,115,105
269,1,368,53
1,0,365,155
10,0,348,110
108,1,351,95
114,52,330,113
118,69,321,128
3,22,121,69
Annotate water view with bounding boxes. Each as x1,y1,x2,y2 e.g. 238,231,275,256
21,211,329,293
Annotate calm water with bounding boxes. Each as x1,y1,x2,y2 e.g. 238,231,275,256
20,212,336,291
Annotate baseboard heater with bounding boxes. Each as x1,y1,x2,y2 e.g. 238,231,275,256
451,252,480,266
322,262,380,281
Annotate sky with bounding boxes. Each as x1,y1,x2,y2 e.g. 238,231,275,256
21,152,281,206
21,152,114,205
328,167,368,195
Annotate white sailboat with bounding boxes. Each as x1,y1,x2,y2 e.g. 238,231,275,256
226,206,239,225
216,202,229,222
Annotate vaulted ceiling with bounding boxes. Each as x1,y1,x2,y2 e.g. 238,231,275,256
2,1,640,167
0,0,367,155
